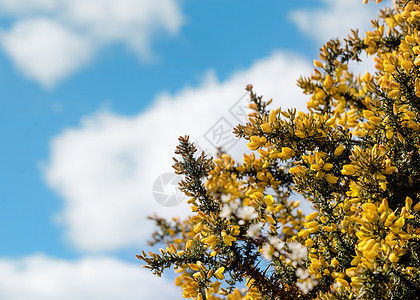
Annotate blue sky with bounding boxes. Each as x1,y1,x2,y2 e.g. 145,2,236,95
0,0,385,298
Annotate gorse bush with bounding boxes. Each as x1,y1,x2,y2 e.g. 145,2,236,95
138,1,420,299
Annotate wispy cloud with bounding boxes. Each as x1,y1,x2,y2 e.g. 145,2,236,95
0,18,94,89
0,0,184,88
290,0,386,43
0,254,178,300
42,51,312,253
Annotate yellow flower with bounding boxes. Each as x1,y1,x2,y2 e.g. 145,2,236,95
311,163,321,171
331,258,339,268
369,116,382,125
314,59,324,68
384,63,395,73
264,195,274,206
269,109,277,123
214,267,225,280
186,240,193,249
260,123,272,133
394,217,405,229
322,163,333,171
221,230,236,246
298,229,310,238
325,116,336,127
363,110,375,119
305,238,314,247
304,221,319,229
334,144,345,156
323,225,333,232
336,278,350,288
201,235,218,249
323,75,334,90
325,174,338,184
389,252,399,263
247,136,267,150
341,165,355,175
265,215,276,224
281,147,295,159
305,212,319,221
210,281,221,293
405,196,413,211
289,165,306,176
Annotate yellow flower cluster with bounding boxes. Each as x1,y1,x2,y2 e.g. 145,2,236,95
140,2,420,299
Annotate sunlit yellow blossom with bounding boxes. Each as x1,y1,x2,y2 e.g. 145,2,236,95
221,230,236,246
341,165,355,175
260,123,272,133
305,212,319,221
214,267,225,280
141,3,420,299
334,144,345,156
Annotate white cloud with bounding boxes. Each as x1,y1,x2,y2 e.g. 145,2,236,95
0,0,58,15
0,18,94,89
290,0,387,43
62,0,183,57
42,51,312,252
0,0,184,87
0,254,179,300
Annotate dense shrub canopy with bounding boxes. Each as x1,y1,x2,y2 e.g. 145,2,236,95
138,1,420,299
